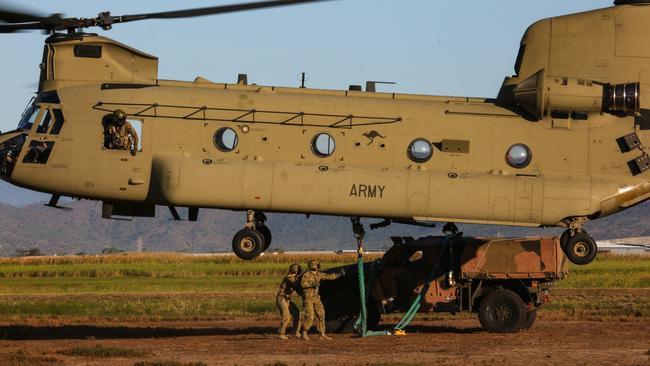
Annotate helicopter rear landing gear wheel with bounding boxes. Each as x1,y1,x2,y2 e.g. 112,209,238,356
564,232,597,265
256,224,272,251
232,228,264,260
560,217,597,265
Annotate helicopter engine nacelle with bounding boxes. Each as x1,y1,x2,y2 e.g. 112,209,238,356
513,69,640,120
501,1,650,120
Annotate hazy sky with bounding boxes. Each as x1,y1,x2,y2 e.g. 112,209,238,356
0,0,614,204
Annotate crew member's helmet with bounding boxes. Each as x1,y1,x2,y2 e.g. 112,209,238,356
289,263,301,274
307,260,320,271
113,109,127,122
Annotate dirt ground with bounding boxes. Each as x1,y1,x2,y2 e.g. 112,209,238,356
0,318,648,366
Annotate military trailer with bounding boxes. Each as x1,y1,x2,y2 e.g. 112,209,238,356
320,235,569,333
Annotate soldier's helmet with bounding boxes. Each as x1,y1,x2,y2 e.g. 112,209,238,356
289,263,301,274
113,109,127,123
307,260,320,271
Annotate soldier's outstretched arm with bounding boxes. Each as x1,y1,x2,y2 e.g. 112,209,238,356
319,272,343,281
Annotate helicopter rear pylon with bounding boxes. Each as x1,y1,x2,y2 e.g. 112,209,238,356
232,210,271,260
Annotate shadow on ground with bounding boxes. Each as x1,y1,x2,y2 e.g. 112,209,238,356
401,324,483,334
0,325,277,340
0,323,483,340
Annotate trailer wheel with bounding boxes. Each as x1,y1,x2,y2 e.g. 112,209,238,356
521,309,537,330
326,314,355,334
325,301,380,334
478,289,526,333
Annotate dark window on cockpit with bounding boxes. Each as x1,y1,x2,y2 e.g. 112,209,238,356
22,141,55,165
37,91,60,104
50,109,65,135
36,109,52,133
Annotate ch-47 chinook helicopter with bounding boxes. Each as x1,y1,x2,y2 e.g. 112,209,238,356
0,0,649,264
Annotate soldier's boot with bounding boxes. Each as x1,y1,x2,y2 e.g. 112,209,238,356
319,333,333,341
301,331,310,341
294,332,302,339
278,335,289,340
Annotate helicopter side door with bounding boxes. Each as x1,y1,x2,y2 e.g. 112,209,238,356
100,118,150,201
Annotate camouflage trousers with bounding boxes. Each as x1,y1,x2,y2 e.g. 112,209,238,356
301,295,326,334
276,295,301,336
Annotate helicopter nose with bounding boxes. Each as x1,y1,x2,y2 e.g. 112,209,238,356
0,131,27,179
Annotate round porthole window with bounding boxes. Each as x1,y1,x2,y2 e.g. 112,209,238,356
408,138,433,163
312,133,335,157
506,144,532,168
214,127,238,152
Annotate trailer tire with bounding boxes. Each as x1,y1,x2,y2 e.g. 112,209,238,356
478,289,526,333
326,314,355,334
364,302,381,331
521,309,537,330
325,300,381,334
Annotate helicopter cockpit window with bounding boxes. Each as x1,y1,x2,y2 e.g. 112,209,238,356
50,109,65,135
408,139,433,163
36,109,52,133
18,105,40,131
312,133,335,157
214,127,238,152
22,141,55,165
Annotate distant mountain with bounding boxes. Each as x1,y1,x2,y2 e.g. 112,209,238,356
0,197,649,256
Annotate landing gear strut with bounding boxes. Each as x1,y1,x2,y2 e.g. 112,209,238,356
560,217,597,265
232,210,272,260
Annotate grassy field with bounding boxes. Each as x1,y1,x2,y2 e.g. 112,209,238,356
0,253,647,322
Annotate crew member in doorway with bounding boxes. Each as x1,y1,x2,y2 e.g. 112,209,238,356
103,109,139,155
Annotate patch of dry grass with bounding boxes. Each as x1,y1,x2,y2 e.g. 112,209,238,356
59,344,147,358
1,351,63,366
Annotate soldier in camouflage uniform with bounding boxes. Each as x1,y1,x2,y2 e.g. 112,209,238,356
276,263,302,340
299,259,345,340
103,110,139,155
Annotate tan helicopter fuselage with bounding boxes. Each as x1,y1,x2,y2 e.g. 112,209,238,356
3,4,650,231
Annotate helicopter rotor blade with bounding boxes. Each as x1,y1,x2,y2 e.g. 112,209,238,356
116,0,333,23
0,0,333,34
0,8,47,24
0,22,47,33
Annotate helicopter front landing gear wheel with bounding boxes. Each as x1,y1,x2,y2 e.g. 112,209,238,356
560,229,597,266
232,228,265,260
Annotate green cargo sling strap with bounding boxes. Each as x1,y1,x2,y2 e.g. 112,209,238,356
354,236,452,337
